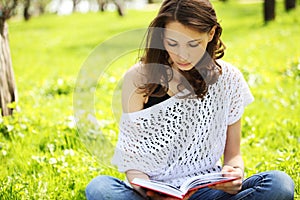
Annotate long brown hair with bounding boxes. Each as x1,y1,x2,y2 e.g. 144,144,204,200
139,0,225,99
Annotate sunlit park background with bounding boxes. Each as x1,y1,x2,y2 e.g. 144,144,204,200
0,0,299,199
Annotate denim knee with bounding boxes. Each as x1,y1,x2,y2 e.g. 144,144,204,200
86,175,112,200
268,170,294,200
85,175,145,200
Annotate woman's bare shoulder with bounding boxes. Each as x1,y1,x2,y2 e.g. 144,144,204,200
123,63,146,84
122,63,147,113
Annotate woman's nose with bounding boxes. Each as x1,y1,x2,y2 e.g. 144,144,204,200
177,48,189,61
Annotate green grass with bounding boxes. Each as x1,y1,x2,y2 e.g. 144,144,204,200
1,1,299,199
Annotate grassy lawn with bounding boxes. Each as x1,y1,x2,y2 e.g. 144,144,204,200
1,1,299,199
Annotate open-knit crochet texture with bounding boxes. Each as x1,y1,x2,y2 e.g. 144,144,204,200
112,60,254,187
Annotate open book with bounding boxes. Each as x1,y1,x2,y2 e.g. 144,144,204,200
131,173,238,199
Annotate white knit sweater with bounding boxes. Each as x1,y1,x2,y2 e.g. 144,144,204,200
111,60,254,187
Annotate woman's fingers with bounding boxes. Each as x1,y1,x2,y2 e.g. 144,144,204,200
209,178,242,194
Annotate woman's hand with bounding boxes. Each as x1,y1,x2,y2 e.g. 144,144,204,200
208,165,243,194
146,189,196,200
145,190,178,200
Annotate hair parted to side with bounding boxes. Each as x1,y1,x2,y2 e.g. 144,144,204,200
139,0,225,99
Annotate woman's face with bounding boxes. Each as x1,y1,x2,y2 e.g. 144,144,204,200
163,21,215,71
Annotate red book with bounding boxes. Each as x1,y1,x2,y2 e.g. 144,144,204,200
131,172,238,199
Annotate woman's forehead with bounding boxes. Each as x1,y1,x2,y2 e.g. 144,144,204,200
164,21,206,41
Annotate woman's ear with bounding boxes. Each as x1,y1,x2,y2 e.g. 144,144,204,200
208,25,217,42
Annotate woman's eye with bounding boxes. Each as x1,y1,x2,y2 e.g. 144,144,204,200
167,42,177,47
188,42,199,47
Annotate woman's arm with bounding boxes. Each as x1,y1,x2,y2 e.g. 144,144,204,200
126,170,150,198
122,65,149,197
209,119,244,194
223,119,244,173
122,64,147,113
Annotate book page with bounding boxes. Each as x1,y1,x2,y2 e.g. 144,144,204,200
131,178,184,198
180,173,238,193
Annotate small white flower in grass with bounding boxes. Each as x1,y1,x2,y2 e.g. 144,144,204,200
67,116,76,129
18,132,25,138
63,162,69,168
49,157,57,165
109,76,116,83
6,125,14,132
88,167,96,171
47,144,55,154
64,149,75,156
58,155,66,162
32,155,46,163
57,78,64,85
2,150,7,156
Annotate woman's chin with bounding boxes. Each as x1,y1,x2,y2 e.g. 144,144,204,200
175,64,194,71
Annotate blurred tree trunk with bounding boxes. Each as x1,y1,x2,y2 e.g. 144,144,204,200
38,4,45,14
97,0,124,16
264,0,275,22
284,0,296,11
114,0,124,16
38,0,52,14
98,0,105,11
0,23,17,116
72,0,81,12
24,0,31,21
0,1,18,116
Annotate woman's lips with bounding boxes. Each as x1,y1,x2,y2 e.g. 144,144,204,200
177,62,191,67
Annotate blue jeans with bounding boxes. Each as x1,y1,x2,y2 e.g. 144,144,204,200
85,170,294,200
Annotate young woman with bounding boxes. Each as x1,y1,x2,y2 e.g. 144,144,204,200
85,0,295,199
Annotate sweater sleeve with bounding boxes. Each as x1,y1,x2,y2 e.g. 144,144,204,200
227,66,254,125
